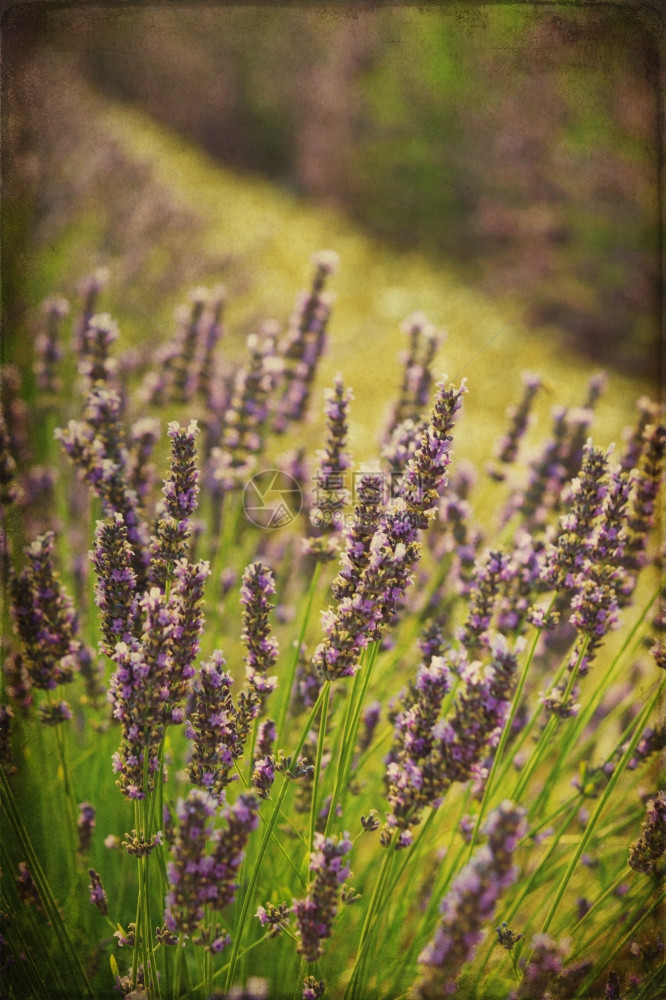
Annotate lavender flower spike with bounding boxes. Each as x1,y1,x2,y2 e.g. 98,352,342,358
169,558,210,717
165,788,259,942
150,420,201,588
240,562,279,690
88,869,108,916
186,651,240,799
304,375,353,562
292,831,352,963
628,790,666,875
10,531,80,692
401,376,467,527
90,513,139,658
413,801,526,998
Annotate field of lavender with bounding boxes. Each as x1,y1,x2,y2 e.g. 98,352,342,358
1,231,664,1000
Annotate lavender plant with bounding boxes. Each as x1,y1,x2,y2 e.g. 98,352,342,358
1,253,663,1000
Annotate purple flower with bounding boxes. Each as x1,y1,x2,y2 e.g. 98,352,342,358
240,562,279,696
304,375,353,562
127,417,160,508
251,756,276,799
302,976,325,1000
331,472,384,604
88,868,108,916
149,420,201,588
385,635,520,839
77,802,96,854
186,651,241,800
108,587,177,799
34,296,68,394
56,384,149,585
169,558,210,710
79,313,119,386
272,252,337,435
384,311,442,443
488,372,542,482
165,789,259,938
292,832,352,963
10,532,81,692
415,802,526,997
629,790,666,875
90,514,139,658
210,325,281,491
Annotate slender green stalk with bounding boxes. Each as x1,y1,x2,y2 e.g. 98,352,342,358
344,836,398,1000
525,634,591,818
466,619,545,859
325,641,380,838
234,759,307,884
309,679,330,852
539,680,663,938
275,561,322,745
172,937,185,1000
224,683,330,991
0,767,95,999
573,889,665,998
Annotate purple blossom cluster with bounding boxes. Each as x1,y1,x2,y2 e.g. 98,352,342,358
511,933,590,1000
488,372,542,482
400,377,467,528
460,549,511,649
210,325,280,491
290,831,352,963
312,526,415,680
164,788,259,943
331,472,384,603
541,440,611,592
150,420,201,588
414,801,526,997
240,562,279,700
273,251,337,435
10,531,88,703
88,868,108,915
385,635,520,839
56,385,149,584
313,378,465,679
304,375,353,562
79,313,119,387
108,561,207,799
34,296,68,395
186,651,240,799
628,790,666,875
77,802,96,853
384,311,442,442
126,417,160,510
90,513,139,658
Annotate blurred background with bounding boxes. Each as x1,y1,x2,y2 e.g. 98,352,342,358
3,1,663,381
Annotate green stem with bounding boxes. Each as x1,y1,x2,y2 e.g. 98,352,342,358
526,634,591,818
225,684,330,991
539,680,663,938
344,837,398,1000
233,760,307,886
309,680,330,852
325,642,379,838
275,561,322,745
172,937,184,1000
0,768,95,999
573,889,665,999
467,621,544,859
